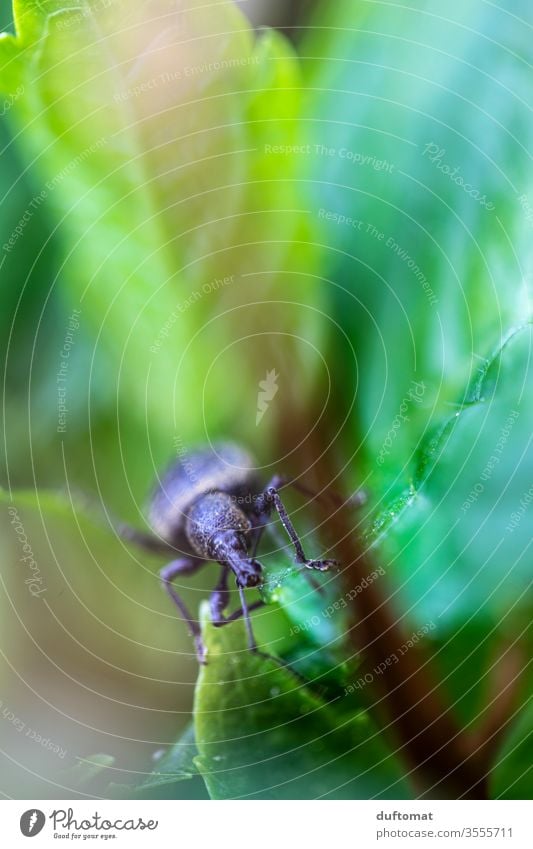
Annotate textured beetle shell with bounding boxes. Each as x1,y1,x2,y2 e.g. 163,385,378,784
148,442,259,544
186,492,252,558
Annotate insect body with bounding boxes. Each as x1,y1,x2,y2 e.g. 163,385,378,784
119,442,337,663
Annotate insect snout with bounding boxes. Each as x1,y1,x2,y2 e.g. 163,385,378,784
238,558,262,588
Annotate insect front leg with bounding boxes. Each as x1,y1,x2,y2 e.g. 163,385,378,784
261,476,367,511
257,476,339,573
160,558,207,664
249,507,326,595
209,566,307,683
209,564,264,649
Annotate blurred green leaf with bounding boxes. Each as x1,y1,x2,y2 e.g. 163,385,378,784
61,753,115,791
259,551,348,651
298,1,533,641
370,327,532,632
139,722,198,790
0,0,326,518
107,722,211,799
194,604,412,799
302,0,533,477
0,487,201,797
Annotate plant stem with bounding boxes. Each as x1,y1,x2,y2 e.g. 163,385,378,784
276,415,491,799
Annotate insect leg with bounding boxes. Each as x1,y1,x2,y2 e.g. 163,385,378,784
260,477,338,573
209,565,264,635
251,509,326,595
116,522,176,554
263,475,366,510
209,568,308,684
160,558,207,664
238,585,260,653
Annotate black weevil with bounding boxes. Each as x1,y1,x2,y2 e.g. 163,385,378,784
118,442,338,664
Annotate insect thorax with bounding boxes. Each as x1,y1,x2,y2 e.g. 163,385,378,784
185,492,252,558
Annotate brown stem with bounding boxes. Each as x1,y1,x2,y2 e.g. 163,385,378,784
275,414,491,798
324,500,488,798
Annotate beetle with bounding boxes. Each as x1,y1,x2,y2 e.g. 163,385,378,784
117,442,338,664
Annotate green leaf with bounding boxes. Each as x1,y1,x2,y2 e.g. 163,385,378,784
299,0,533,642
0,488,201,797
0,487,184,653
491,699,533,799
140,722,198,790
0,0,325,473
193,604,412,799
107,722,211,799
0,1,335,535
260,559,349,650
301,0,533,475
61,754,115,791
370,327,533,632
